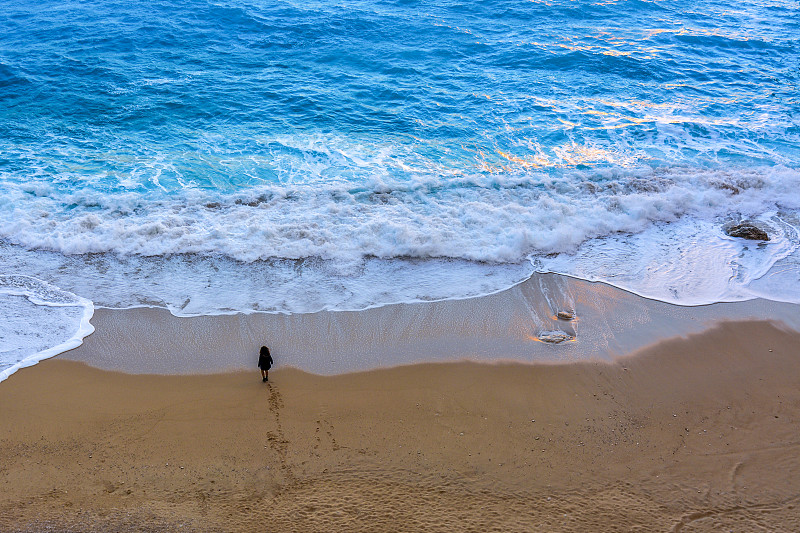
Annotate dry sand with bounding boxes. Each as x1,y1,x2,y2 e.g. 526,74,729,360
2,320,800,531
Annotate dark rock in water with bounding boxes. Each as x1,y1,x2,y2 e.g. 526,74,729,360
725,222,770,241
556,311,575,321
538,331,574,344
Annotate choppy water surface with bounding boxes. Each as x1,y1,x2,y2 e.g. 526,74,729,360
1,0,799,377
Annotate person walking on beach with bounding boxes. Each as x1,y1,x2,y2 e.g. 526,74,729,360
258,346,273,382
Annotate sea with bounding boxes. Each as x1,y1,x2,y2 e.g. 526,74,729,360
2,0,799,380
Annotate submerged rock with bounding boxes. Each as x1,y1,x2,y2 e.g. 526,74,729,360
725,222,769,241
538,331,575,344
556,311,575,321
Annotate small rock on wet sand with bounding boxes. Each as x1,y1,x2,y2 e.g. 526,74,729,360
538,331,575,344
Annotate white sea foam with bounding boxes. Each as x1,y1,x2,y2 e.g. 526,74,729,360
0,242,533,315
1,164,799,316
0,275,94,382
2,165,798,261
537,213,800,305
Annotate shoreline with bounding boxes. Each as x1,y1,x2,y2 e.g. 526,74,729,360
4,271,800,382
2,319,800,531
59,274,800,375
60,273,800,375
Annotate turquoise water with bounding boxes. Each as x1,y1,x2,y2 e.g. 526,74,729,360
1,0,799,377
2,0,798,192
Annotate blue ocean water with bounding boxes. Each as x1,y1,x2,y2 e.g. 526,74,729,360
1,0,799,377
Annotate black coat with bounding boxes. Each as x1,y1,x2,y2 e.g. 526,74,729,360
258,349,273,370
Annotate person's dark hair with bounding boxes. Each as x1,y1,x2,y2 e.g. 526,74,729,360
260,346,270,356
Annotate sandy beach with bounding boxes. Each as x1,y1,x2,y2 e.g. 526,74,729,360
2,319,800,532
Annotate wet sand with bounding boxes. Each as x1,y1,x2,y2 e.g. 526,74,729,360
2,320,800,531
59,273,800,375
